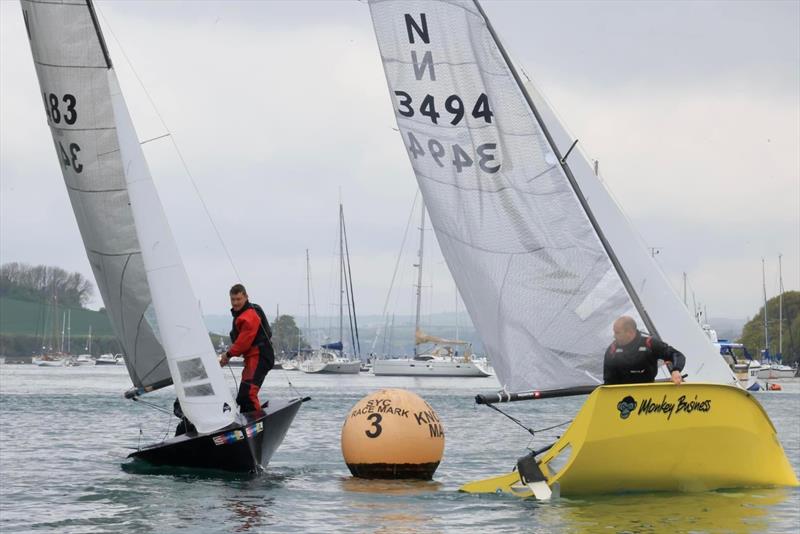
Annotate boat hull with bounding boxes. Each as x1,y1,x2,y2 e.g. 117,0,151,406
301,361,361,374
756,367,796,379
33,358,65,367
128,397,306,472
460,383,798,497
372,358,490,377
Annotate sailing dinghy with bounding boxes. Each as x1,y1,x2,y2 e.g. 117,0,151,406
21,0,306,472
367,0,798,496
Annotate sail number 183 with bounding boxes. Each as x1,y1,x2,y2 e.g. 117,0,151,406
42,92,77,125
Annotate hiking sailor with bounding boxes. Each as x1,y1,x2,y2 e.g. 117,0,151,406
603,316,685,385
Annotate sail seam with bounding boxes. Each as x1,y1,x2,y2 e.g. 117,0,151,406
397,114,538,136
50,126,114,133
34,61,106,69
28,0,86,5
415,168,569,196
88,249,142,257
67,186,127,193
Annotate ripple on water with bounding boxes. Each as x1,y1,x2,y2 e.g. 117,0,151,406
1,366,798,533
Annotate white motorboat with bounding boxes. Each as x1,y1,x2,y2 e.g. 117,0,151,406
757,363,796,379
95,353,123,365
75,354,95,366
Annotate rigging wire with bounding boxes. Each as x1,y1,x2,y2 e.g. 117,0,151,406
96,7,304,396
371,191,419,353
483,402,571,437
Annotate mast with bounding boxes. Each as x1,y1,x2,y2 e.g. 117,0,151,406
60,311,66,354
413,201,426,357
306,249,311,334
473,0,659,338
762,258,769,358
455,284,460,340
778,254,783,358
67,309,71,354
341,207,361,359
339,202,344,356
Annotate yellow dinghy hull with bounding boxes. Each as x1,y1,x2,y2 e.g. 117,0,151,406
460,383,798,497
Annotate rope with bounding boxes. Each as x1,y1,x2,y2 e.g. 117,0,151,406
484,403,571,436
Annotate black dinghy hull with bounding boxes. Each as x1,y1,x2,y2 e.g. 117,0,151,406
128,397,307,472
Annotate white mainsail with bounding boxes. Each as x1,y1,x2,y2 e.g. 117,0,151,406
22,0,237,432
368,0,736,391
20,0,170,392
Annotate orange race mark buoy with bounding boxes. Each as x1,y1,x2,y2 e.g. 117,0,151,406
768,383,782,391
341,388,444,480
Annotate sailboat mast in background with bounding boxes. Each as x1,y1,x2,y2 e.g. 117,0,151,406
762,258,769,359
413,202,426,357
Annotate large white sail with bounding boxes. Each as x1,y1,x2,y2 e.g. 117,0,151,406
522,80,736,386
22,0,237,432
368,0,736,391
20,0,170,392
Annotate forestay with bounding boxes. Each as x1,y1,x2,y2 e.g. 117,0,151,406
21,0,170,392
368,0,735,392
22,0,238,432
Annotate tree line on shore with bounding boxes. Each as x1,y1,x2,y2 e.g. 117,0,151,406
1,262,796,365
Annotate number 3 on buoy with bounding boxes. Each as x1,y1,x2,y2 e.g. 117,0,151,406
365,413,382,438
341,388,445,480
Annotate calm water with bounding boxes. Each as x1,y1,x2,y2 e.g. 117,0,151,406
1,365,798,533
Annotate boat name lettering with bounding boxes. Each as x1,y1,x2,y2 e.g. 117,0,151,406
638,395,675,419
636,395,712,420
675,395,712,414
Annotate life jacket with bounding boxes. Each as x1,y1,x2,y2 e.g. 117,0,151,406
604,332,660,385
230,301,272,346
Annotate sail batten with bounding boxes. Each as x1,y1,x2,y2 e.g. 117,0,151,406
369,0,735,392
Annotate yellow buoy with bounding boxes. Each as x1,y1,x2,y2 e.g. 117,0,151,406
341,388,444,479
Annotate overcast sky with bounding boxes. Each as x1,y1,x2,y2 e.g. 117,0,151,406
1,0,798,324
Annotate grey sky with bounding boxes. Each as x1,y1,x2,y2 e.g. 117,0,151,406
1,0,797,324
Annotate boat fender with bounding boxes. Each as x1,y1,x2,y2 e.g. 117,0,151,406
517,453,552,500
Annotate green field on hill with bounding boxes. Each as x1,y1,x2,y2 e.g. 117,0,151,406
0,296,114,337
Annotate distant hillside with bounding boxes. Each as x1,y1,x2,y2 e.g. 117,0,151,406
0,296,119,356
738,291,799,364
0,296,113,336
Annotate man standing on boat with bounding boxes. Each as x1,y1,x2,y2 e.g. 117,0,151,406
603,316,685,385
219,284,275,412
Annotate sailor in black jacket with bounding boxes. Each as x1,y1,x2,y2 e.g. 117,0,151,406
603,316,685,385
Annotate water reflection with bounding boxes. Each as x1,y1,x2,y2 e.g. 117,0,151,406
338,477,442,532
226,497,273,532
340,477,442,495
533,488,793,534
